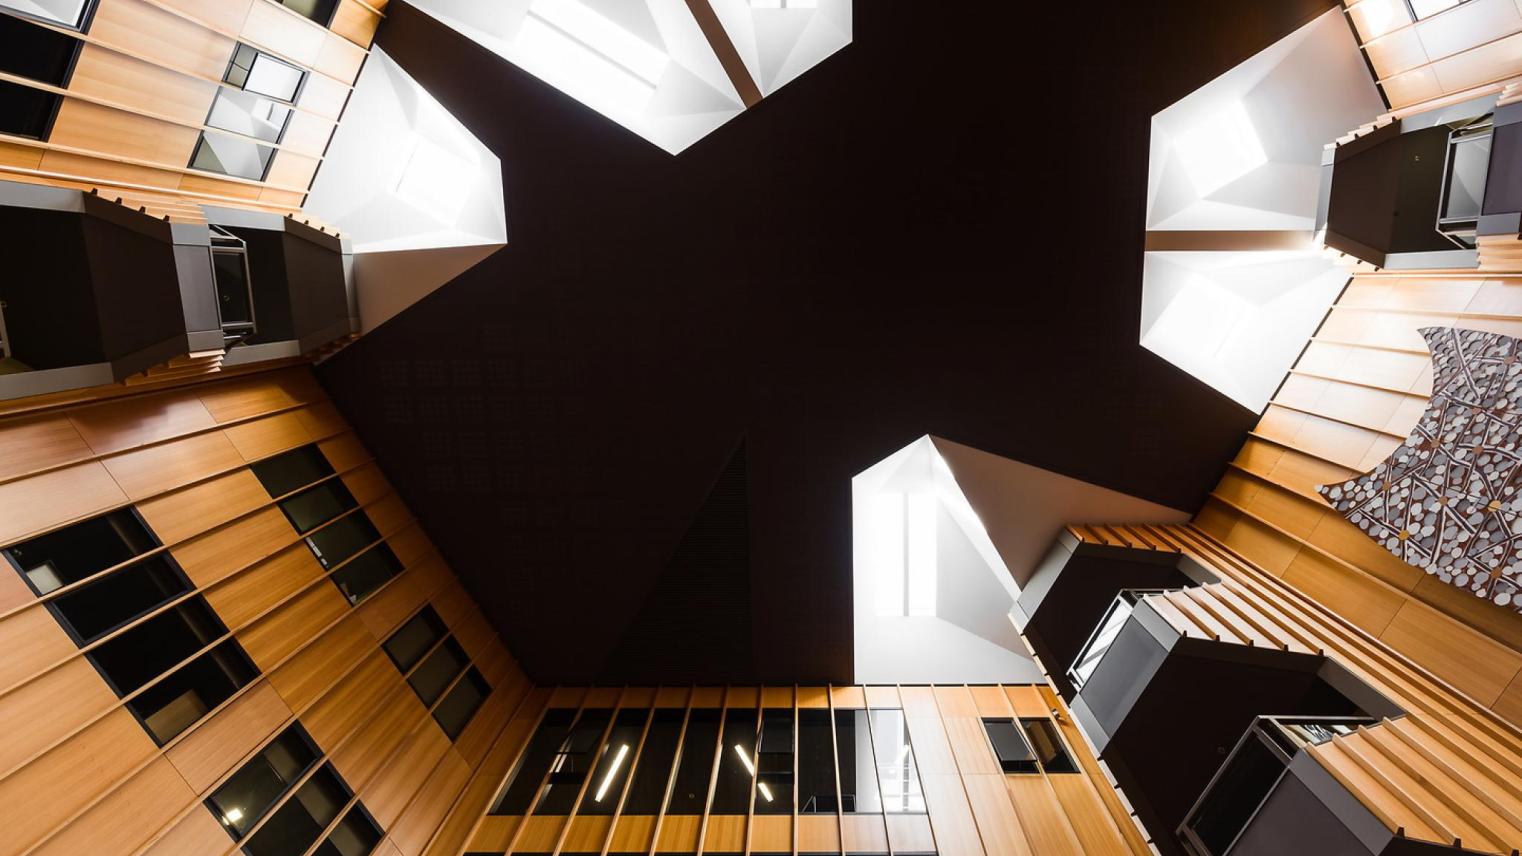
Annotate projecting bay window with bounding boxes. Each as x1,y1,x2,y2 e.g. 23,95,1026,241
381,606,492,739
252,444,405,606
3,509,258,744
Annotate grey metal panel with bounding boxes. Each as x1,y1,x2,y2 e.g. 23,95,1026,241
222,339,301,366
1076,614,1171,739
0,363,114,401
173,244,221,338
1228,763,1378,856
1382,250,1478,270
0,179,86,212
1285,750,1393,854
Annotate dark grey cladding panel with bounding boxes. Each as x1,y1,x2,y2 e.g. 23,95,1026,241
1226,764,1376,856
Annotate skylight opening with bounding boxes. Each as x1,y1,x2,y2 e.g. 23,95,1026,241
1172,102,1268,198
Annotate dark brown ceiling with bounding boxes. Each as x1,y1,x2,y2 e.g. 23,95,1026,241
318,0,1338,685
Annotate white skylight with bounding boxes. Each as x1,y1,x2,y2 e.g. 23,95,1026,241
395,134,477,224
1171,103,1268,198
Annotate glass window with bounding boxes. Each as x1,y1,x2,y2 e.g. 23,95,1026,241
434,667,490,739
207,724,321,838
50,554,190,643
665,708,721,814
622,708,683,814
0,78,59,139
276,0,338,26
1020,718,1078,774
0,14,80,85
211,229,256,338
190,131,276,181
835,709,880,813
130,639,259,744
279,480,359,534
225,44,304,102
981,718,1037,774
755,708,793,814
242,763,355,856
710,708,758,814
1408,0,1465,18
536,709,612,815
3,508,158,595
317,805,383,856
491,709,576,814
0,0,92,29
306,513,381,570
797,708,837,814
578,709,649,815
408,636,469,706
252,445,334,498
869,709,925,813
330,542,403,605
383,607,447,672
206,88,293,144
89,597,227,695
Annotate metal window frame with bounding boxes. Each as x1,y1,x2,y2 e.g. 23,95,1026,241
1067,587,1179,691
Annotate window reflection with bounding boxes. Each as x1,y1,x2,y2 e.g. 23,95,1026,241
869,708,925,813
835,709,881,813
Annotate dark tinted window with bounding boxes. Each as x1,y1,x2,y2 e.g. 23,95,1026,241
492,709,576,814
51,554,189,643
835,709,880,813
0,14,79,85
280,480,358,534
383,607,447,672
130,639,258,744
710,708,757,814
1020,718,1078,774
277,0,337,25
0,77,59,138
623,708,683,814
409,637,469,706
207,724,321,837
536,709,612,814
317,805,383,856
331,542,402,605
3,508,157,594
982,718,1037,774
666,708,720,814
1184,732,1287,854
798,708,837,814
251,444,333,497
755,708,793,814
306,513,380,569
435,667,491,739
89,597,226,694
242,763,350,856
578,708,648,815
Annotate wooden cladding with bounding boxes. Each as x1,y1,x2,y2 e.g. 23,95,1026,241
0,0,382,218
0,366,530,856
461,684,1150,856
1344,0,1522,111
1195,271,1522,726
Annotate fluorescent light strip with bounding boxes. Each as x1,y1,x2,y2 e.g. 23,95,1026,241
757,782,774,802
734,744,757,775
593,744,631,802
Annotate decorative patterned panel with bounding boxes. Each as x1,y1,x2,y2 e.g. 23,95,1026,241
1320,327,1522,609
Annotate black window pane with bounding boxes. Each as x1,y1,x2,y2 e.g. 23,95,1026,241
306,512,380,569
409,636,469,706
666,708,720,814
434,667,491,740
623,709,683,815
578,708,648,815
3,508,158,594
798,709,837,814
383,607,447,672
982,718,1038,774
536,709,612,815
835,710,880,814
756,708,793,814
323,805,382,856
1020,718,1078,774
0,14,79,85
280,480,358,534
252,444,334,497
0,79,60,138
331,542,403,605
243,763,352,856
89,596,226,694
1185,733,1289,854
51,554,189,643
207,725,320,837
129,639,258,744
491,709,576,815
710,708,757,814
